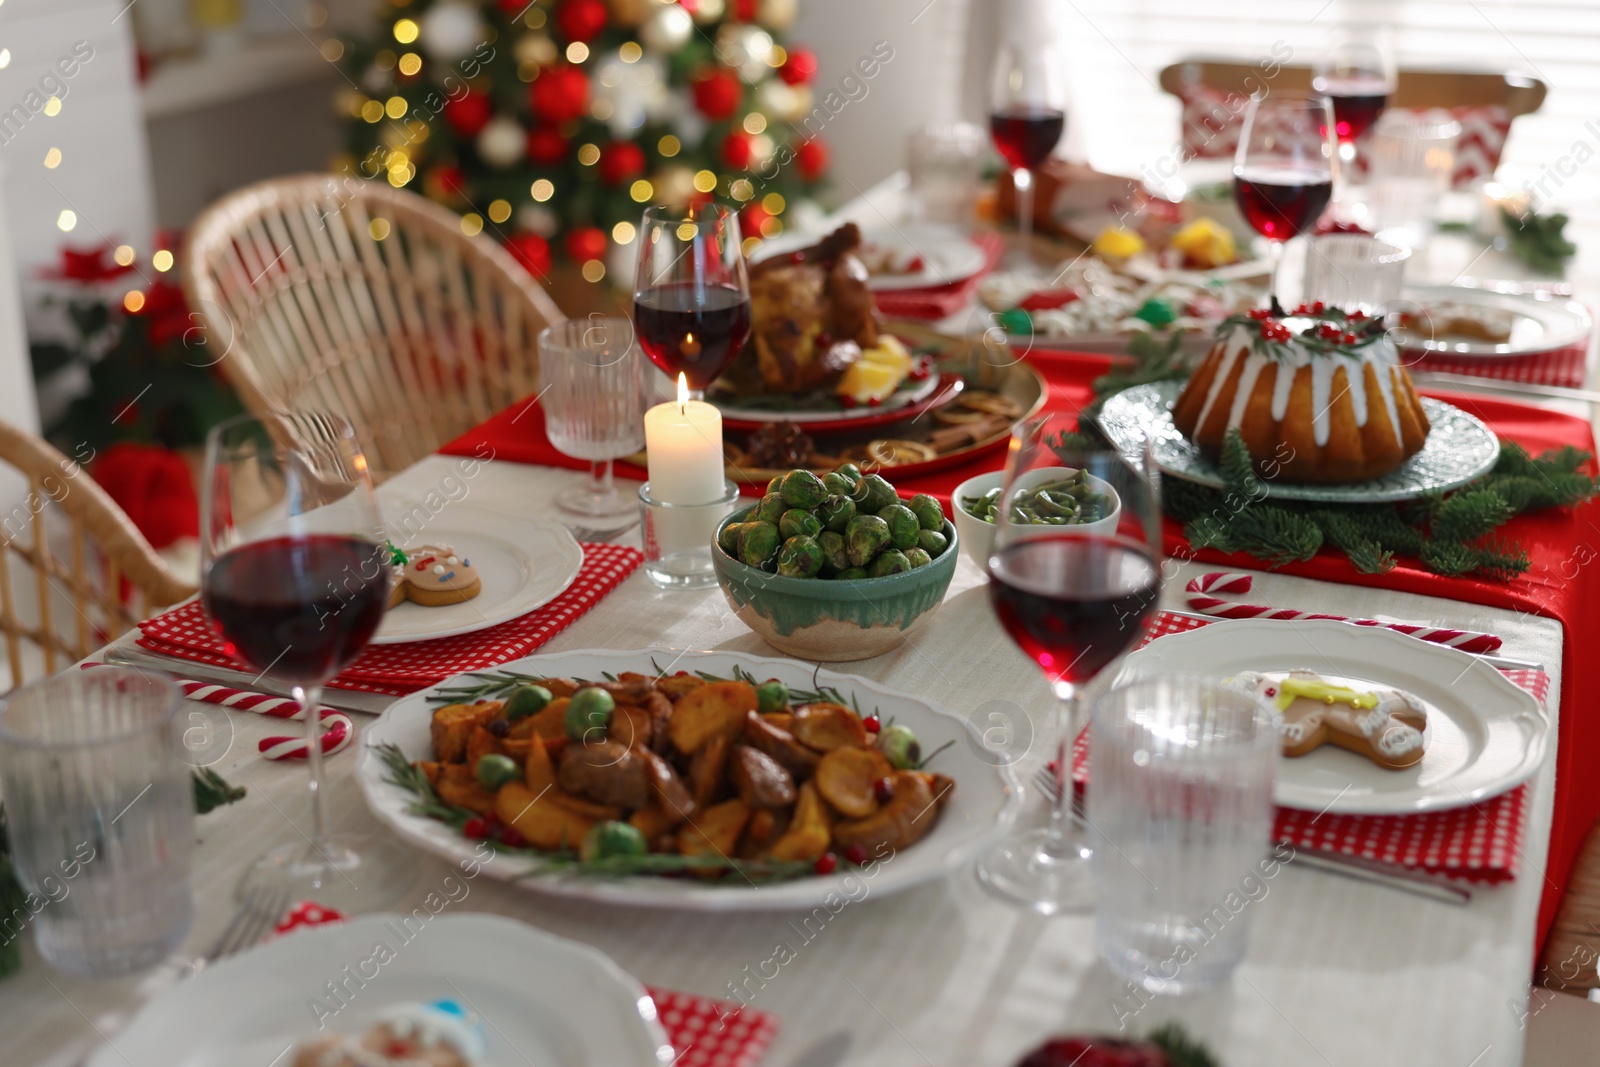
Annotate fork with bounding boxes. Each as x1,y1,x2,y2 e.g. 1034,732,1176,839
1028,766,1471,905
565,518,639,544
193,883,293,970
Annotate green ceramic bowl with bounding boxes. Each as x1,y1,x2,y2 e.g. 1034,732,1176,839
712,505,959,662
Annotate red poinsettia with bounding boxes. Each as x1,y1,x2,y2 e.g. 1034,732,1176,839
41,244,134,284
779,48,818,86
529,65,590,124
691,67,742,121
721,131,756,170
128,280,192,348
93,442,199,549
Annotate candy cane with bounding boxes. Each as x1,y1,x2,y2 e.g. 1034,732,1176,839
81,663,353,760
1185,572,1504,654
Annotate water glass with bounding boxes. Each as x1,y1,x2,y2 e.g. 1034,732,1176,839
1089,676,1278,995
1367,111,1460,248
1302,233,1410,312
907,121,985,228
0,668,194,976
540,316,649,523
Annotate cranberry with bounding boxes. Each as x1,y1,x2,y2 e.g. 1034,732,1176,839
844,844,868,866
873,776,895,804
1295,302,1310,314
463,816,492,840
1310,300,1326,314
839,395,858,409
1047,758,1060,775
814,852,838,875
866,396,882,407
497,825,526,848
1350,309,1367,321
863,715,881,734
1247,308,1272,321
816,332,834,350
487,719,511,738
1342,332,1357,344
909,365,930,381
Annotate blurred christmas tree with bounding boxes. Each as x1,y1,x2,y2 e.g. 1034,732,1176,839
336,0,829,285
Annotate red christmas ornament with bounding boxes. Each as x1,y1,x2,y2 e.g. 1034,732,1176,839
598,140,645,185
526,125,568,165
556,0,608,43
443,91,493,137
529,65,590,124
795,137,829,181
721,131,756,170
496,0,528,13
734,0,758,19
779,48,818,86
42,244,133,284
691,67,742,121
565,226,609,263
740,202,771,236
504,234,552,277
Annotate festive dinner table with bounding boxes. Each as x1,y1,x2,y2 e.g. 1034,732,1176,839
12,442,1566,1067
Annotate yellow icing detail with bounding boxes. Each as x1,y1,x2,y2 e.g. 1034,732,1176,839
1275,677,1379,711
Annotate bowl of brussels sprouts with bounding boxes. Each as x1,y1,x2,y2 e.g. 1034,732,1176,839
950,465,1122,572
712,464,959,662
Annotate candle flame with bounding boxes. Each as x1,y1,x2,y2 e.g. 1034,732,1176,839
677,372,689,413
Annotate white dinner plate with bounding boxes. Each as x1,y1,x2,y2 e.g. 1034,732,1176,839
1396,284,1593,358
753,225,989,290
375,505,583,644
357,648,1021,910
1115,619,1549,815
86,913,672,1067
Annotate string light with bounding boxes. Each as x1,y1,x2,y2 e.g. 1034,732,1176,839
320,40,344,62
56,209,75,232
152,250,174,272
531,179,554,201
566,42,589,63
0,50,11,70
460,213,484,236
762,193,786,214
612,221,636,244
385,95,407,119
361,100,385,123
369,218,392,240
742,236,761,257
730,178,754,201
393,18,418,43
43,96,61,117
398,52,422,76
619,42,642,63
43,147,60,168
658,135,680,157
487,199,512,223
524,8,546,28
630,179,653,203
375,49,397,70
742,113,767,135
576,143,600,166
581,260,606,283
113,245,135,267
123,290,145,313
693,170,717,193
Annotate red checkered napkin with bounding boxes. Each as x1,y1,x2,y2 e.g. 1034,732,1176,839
1071,610,1537,883
873,232,1006,321
645,986,779,1067
1408,338,1589,390
136,543,643,697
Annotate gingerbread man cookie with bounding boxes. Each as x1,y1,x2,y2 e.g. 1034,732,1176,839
1226,669,1427,770
387,543,482,608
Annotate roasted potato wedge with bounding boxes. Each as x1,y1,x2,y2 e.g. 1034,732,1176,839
549,790,624,822
669,681,758,754
731,745,796,809
430,701,500,763
464,725,505,774
525,696,572,741
628,805,680,850
690,734,730,808
502,737,534,762
416,760,443,787
738,807,787,859
658,673,707,701
791,702,869,752
496,780,596,851
814,746,893,818
610,703,655,750
524,732,558,795
762,712,794,732
643,750,695,822
832,770,940,854
435,764,498,818
766,781,830,862
679,798,751,861
538,678,581,698
743,711,821,780
600,678,658,705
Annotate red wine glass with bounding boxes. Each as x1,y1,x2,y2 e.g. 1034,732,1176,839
1232,94,1336,303
1313,30,1396,157
201,411,413,911
632,203,751,401
988,35,1067,271
976,414,1164,914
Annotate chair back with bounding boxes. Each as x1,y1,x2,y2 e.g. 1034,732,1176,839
183,174,565,476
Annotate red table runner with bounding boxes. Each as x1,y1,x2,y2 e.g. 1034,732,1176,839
441,349,1600,945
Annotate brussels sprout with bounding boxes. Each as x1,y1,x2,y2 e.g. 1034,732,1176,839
756,492,787,525
779,469,828,509
818,530,850,573
717,521,746,555
867,549,912,578
835,462,863,488
877,723,921,769
504,684,553,721
739,521,781,568
475,753,522,790
822,471,855,497
565,686,615,742
878,504,920,550
904,547,932,569
844,513,891,568
817,494,856,532
776,535,825,578
767,476,784,496
909,494,945,531
580,820,648,862
779,508,823,541
756,680,789,714
917,528,948,557
857,473,899,513
835,566,869,580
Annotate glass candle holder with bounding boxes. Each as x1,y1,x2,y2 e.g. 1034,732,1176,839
639,480,740,589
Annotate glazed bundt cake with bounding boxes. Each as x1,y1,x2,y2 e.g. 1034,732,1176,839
1170,305,1431,484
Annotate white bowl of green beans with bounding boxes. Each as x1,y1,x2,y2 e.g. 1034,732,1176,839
951,466,1122,573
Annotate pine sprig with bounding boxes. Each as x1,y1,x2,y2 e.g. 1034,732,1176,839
1147,1023,1223,1067
192,767,246,814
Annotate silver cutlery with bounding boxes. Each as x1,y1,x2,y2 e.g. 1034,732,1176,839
98,646,391,715
1411,370,1600,407
194,883,292,970
564,517,640,544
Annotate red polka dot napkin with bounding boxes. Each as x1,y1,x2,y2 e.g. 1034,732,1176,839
1071,610,1537,884
645,987,779,1067
136,543,643,697
1406,337,1589,390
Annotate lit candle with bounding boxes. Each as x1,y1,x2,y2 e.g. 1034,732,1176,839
644,373,725,504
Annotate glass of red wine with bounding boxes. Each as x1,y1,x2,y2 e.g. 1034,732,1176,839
632,203,751,401
988,35,1066,271
1232,94,1336,303
201,411,413,911
976,414,1164,914
1313,29,1396,159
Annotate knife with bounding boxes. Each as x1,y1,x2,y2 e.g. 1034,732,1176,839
98,646,393,715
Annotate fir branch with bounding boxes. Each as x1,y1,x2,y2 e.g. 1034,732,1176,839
1217,428,1263,502
1419,539,1479,577
1147,1024,1222,1067
192,767,246,814
1431,489,1515,544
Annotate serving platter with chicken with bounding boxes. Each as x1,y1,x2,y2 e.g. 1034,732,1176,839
358,649,1019,910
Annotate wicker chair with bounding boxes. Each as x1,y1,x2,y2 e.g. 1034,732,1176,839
0,423,194,689
183,174,566,476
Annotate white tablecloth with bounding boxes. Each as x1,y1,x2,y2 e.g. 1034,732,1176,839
10,455,1562,1067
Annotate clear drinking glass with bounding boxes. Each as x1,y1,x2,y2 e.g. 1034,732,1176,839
1089,676,1279,994
0,668,193,976
539,316,649,525
977,415,1164,914
907,121,985,228
1367,111,1460,249
1302,233,1410,312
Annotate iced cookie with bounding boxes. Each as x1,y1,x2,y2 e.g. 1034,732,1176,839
388,543,482,608
1226,669,1427,770
293,1000,486,1067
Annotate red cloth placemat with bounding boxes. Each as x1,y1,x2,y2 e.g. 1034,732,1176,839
870,232,1006,321
136,543,642,697
1407,339,1589,390
645,986,778,1067
1070,611,1536,882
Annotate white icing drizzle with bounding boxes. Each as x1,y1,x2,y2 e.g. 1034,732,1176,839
1377,726,1425,756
